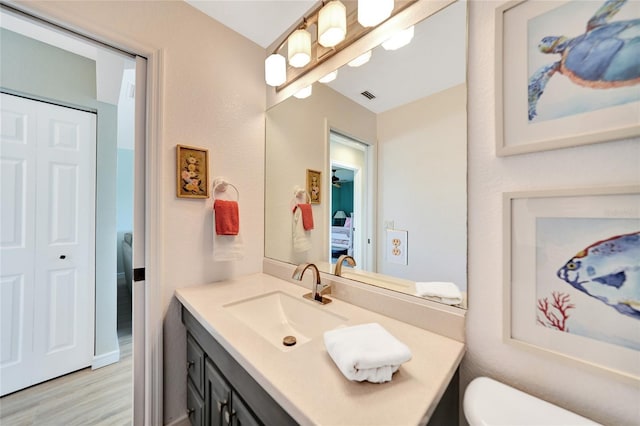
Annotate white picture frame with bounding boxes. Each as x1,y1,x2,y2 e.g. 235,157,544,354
495,0,640,156
503,186,640,383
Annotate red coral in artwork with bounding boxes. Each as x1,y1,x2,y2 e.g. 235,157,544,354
536,291,575,332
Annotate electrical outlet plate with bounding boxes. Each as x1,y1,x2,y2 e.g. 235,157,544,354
386,229,408,265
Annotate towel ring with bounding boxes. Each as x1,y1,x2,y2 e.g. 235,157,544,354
212,177,239,201
290,186,311,210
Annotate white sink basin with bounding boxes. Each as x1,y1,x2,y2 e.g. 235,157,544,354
223,291,347,351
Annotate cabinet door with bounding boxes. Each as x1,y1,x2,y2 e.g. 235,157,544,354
187,333,205,395
230,394,261,426
187,379,205,426
205,358,232,426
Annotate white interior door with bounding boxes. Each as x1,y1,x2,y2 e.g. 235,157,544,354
0,93,96,396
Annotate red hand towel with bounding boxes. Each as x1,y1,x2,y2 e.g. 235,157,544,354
214,199,239,235
296,203,314,231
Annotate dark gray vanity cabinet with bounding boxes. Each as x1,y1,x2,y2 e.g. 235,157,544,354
182,307,297,426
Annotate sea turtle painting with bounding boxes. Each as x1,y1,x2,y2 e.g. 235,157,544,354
528,0,640,121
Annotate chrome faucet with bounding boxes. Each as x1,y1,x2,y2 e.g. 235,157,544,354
334,255,356,277
292,263,331,305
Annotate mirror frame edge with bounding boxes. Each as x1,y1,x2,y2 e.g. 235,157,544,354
263,0,470,311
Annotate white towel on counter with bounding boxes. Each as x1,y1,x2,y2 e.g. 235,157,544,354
415,281,462,305
323,323,412,383
292,207,311,252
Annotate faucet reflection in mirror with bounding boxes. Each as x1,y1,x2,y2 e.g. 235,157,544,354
265,0,468,309
334,255,356,277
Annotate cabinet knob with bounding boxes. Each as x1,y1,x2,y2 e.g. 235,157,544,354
187,408,195,417
187,360,194,370
59,255,66,259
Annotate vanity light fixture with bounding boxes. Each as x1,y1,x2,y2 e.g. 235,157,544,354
265,0,416,91
288,28,312,68
382,25,415,51
318,0,347,48
294,85,313,99
358,0,394,27
318,70,338,83
348,50,372,67
265,54,286,87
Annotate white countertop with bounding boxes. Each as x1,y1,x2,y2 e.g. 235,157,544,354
176,273,465,425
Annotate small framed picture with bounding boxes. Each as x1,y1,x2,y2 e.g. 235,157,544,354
306,169,321,204
176,144,209,199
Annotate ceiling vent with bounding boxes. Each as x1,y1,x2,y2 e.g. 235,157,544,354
360,90,376,100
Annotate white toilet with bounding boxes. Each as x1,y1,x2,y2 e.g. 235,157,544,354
463,377,601,425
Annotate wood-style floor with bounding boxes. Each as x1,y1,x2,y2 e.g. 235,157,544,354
0,281,133,426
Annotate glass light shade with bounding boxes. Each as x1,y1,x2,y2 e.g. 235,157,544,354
318,70,338,83
347,50,372,67
382,25,414,51
264,54,286,87
318,1,346,48
357,0,394,27
288,29,311,68
294,85,312,99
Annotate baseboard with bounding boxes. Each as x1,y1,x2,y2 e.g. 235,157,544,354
165,414,189,426
92,348,120,369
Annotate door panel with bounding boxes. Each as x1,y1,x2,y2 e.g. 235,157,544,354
0,274,26,366
0,93,95,395
1,94,38,395
45,269,77,352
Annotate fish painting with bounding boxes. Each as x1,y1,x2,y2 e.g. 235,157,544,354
557,232,640,319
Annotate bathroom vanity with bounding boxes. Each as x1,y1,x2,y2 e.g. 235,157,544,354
176,273,465,425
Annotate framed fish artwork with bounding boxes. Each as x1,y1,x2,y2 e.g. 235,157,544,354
495,0,640,156
504,186,640,382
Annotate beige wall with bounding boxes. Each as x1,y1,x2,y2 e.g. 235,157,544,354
463,1,640,424
19,1,266,423
377,83,467,291
265,83,377,266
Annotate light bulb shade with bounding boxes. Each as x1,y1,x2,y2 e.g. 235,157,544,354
382,25,414,51
318,70,338,83
294,85,312,99
264,54,286,87
318,1,346,48
288,29,311,68
357,0,394,27
348,50,372,67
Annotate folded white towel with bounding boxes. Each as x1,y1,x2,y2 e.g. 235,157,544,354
323,323,412,383
415,281,462,305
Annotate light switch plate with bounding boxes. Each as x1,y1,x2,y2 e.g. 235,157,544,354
386,229,408,265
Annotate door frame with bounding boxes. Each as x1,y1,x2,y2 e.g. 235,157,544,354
2,2,166,424
327,127,375,272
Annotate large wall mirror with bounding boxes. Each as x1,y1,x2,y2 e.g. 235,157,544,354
265,0,468,309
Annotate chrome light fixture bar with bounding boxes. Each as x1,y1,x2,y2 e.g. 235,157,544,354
265,0,420,90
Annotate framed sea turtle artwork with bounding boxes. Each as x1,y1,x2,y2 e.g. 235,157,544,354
503,185,640,382
496,0,640,156
176,144,209,199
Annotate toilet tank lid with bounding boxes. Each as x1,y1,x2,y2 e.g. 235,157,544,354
463,377,601,426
